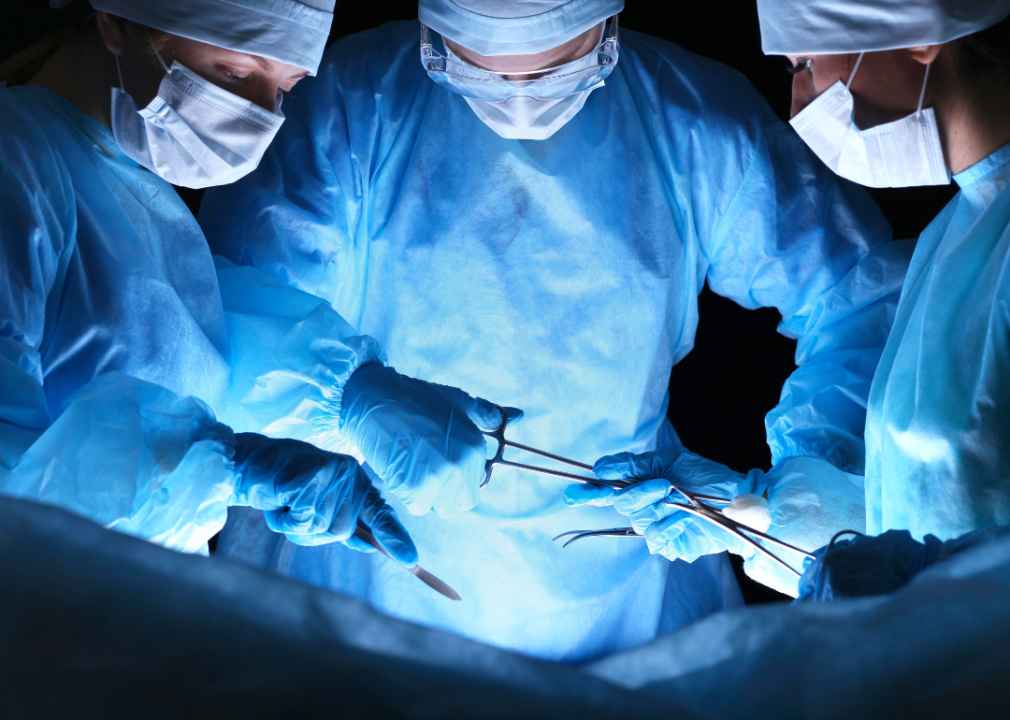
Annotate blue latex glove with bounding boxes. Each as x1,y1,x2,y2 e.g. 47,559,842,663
339,364,521,517
564,445,766,563
232,433,417,565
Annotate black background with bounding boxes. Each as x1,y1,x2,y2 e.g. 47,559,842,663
1,2,958,603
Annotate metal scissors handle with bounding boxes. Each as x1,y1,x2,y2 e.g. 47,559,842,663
555,484,816,578
481,404,626,489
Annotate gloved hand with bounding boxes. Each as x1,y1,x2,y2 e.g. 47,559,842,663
339,364,521,517
232,433,417,565
563,444,767,563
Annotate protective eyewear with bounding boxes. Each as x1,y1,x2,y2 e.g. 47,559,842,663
420,15,620,101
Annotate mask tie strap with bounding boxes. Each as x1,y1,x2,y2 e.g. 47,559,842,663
146,30,171,74
917,63,932,115
114,54,126,91
845,52,865,90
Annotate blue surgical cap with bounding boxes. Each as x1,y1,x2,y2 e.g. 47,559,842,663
59,0,335,74
758,0,1010,55
419,0,624,56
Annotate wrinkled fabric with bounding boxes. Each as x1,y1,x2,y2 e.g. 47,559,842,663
200,22,908,662
587,524,1010,720
0,495,694,719
81,0,335,75
7,494,1010,717
745,455,866,596
0,83,381,553
865,142,1010,541
757,0,1010,55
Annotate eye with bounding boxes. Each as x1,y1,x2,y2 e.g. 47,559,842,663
221,68,251,83
786,58,812,75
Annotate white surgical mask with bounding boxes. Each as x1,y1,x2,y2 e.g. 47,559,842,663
461,89,600,140
446,38,606,141
111,40,285,189
790,54,950,188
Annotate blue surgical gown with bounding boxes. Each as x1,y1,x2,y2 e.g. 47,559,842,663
866,142,1010,541
198,22,911,662
0,83,382,553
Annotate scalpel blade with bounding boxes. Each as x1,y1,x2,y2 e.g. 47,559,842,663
354,522,462,601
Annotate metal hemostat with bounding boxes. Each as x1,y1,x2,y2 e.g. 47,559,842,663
481,404,626,489
555,485,817,579
483,405,814,578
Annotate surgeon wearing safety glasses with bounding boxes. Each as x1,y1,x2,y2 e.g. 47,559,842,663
200,0,911,662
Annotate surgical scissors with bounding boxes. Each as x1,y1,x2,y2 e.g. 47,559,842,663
555,484,816,578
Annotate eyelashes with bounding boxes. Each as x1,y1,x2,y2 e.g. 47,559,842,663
787,58,813,75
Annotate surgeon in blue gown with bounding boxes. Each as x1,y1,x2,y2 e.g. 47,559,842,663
569,1,1010,600
0,0,416,561
199,0,912,662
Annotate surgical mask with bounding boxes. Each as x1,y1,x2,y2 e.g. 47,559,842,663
423,18,618,141
458,79,603,141
789,54,950,188
111,40,285,189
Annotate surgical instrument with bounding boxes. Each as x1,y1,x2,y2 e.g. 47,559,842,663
554,485,817,578
354,522,462,601
482,404,633,490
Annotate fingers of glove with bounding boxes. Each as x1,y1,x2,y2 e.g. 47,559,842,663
592,452,642,481
465,395,509,433
611,478,675,515
563,483,616,507
644,512,697,559
359,489,419,567
263,506,330,536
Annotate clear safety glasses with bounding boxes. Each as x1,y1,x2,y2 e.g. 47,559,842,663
420,15,620,101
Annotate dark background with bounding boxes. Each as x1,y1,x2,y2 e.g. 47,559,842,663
2,2,958,603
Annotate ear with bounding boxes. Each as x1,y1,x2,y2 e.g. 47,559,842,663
909,44,943,65
94,11,131,56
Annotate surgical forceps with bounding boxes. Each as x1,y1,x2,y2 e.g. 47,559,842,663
555,485,817,578
483,406,813,577
481,404,627,489
482,405,737,501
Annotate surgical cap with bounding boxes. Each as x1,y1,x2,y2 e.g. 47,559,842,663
51,0,335,74
758,0,1010,55
419,0,624,56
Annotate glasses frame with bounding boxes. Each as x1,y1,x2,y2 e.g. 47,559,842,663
420,15,620,100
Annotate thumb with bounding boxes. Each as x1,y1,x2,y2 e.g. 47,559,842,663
467,396,523,433
358,486,419,566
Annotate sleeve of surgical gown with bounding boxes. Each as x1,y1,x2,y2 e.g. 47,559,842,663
0,151,238,555
694,101,913,475
213,256,385,455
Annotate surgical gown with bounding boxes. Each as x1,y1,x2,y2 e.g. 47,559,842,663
199,22,911,662
0,83,382,553
866,142,1010,541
